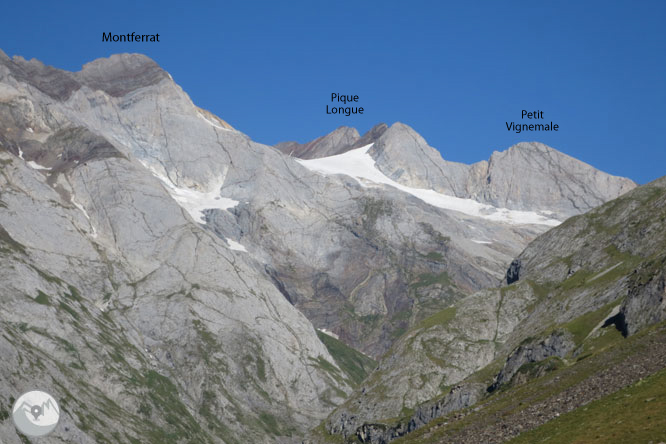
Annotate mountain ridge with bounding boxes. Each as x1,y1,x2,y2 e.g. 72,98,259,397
277,123,636,221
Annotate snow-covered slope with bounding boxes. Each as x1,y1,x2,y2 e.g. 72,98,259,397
139,160,238,223
297,144,561,227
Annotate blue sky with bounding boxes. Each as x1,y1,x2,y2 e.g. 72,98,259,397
1,0,664,184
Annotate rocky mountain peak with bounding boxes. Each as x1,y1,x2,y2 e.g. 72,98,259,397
480,141,637,216
4,59,79,102
0,52,171,102
368,121,472,197
351,122,389,148
274,125,360,159
77,53,170,97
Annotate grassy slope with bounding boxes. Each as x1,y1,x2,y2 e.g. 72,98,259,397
394,320,666,444
317,330,377,387
507,368,666,444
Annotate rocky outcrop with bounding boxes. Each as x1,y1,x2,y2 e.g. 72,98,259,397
327,384,483,444
506,259,521,284
369,122,471,198
620,257,666,336
489,331,575,391
275,126,360,159
275,123,390,160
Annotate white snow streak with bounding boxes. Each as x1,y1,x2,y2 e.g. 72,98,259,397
297,144,561,227
18,145,51,170
139,160,238,223
471,239,492,244
225,238,247,252
26,161,51,170
71,197,98,238
197,111,232,131
317,328,340,340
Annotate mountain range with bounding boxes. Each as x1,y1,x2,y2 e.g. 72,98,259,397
1,50,662,444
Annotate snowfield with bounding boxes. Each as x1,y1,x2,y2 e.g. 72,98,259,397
297,144,561,227
139,160,238,223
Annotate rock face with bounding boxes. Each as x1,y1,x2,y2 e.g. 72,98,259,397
506,258,521,285
0,50,642,443
275,126,360,159
349,383,484,444
620,259,666,336
0,52,354,444
489,330,575,391
472,142,636,218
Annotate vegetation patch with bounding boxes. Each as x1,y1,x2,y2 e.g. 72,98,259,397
361,197,393,232
0,225,26,254
411,270,452,290
34,290,51,305
317,330,376,386
414,306,456,331
562,301,620,345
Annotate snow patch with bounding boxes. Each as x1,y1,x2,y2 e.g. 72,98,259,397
26,161,51,170
317,328,340,340
139,160,239,223
197,111,232,131
71,196,97,238
18,146,24,160
297,145,561,227
26,127,34,133
225,238,247,252
471,239,492,244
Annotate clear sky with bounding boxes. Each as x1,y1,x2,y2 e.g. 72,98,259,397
1,0,664,184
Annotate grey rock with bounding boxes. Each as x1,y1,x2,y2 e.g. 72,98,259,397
469,142,637,219
489,330,575,391
410,383,484,429
506,258,521,285
620,259,666,336
77,53,170,97
326,383,483,443
369,122,472,198
274,123,389,160
275,126,360,159
351,122,389,149
0,52,354,443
